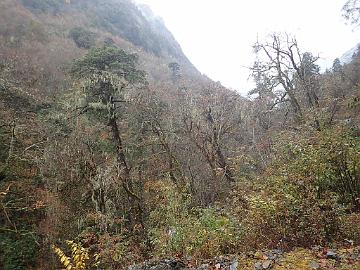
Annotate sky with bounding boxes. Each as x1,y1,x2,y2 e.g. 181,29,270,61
135,0,359,94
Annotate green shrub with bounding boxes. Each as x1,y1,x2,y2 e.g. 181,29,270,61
231,127,359,250
148,181,238,259
235,178,341,250
0,231,38,270
21,0,64,13
283,127,360,208
339,213,360,244
69,27,96,49
0,126,9,162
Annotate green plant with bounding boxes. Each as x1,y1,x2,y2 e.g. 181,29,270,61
0,231,38,270
69,27,96,49
283,128,360,208
21,0,64,13
339,213,360,244
148,181,238,259
237,179,337,250
231,127,360,251
52,240,89,270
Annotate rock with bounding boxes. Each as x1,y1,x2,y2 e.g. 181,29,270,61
168,260,186,270
344,239,354,246
326,250,339,260
309,261,320,270
263,252,275,261
254,260,273,270
229,259,238,270
263,252,274,260
128,259,186,270
262,260,272,269
215,263,221,269
352,249,360,260
354,248,360,258
197,264,209,270
271,249,283,255
263,249,283,262
311,246,323,252
229,259,239,270
254,262,263,270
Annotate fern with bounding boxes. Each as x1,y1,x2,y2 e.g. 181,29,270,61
52,240,89,270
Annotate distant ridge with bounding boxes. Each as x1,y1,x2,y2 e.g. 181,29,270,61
340,42,360,64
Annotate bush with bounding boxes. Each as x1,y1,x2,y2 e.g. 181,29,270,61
0,126,9,162
69,27,96,49
21,0,63,13
282,127,360,208
339,213,360,244
52,240,89,270
234,178,341,251
0,231,38,270
229,127,359,251
148,181,239,259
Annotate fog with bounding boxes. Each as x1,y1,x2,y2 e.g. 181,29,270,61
136,0,359,94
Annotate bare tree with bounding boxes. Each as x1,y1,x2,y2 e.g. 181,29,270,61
252,33,321,129
343,0,360,26
178,83,247,203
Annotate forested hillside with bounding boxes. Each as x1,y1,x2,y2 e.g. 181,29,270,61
0,0,359,270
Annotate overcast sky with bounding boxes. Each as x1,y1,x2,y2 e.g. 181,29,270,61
135,0,359,94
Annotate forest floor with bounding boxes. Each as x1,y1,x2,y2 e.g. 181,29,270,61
234,247,360,270
130,247,360,270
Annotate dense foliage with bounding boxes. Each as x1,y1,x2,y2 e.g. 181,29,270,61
69,27,97,49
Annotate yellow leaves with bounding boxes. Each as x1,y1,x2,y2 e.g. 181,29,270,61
237,248,360,270
275,248,315,270
32,200,46,210
52,245,73,269
52,241,89,270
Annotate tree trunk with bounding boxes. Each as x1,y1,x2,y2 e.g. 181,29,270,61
108,110,142,232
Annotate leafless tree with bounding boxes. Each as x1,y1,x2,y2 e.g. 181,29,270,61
343,0,360,26
252,33,321,129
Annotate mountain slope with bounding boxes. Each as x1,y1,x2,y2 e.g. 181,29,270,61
0,0,200,105
340,42,360,64
19,0,191,62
